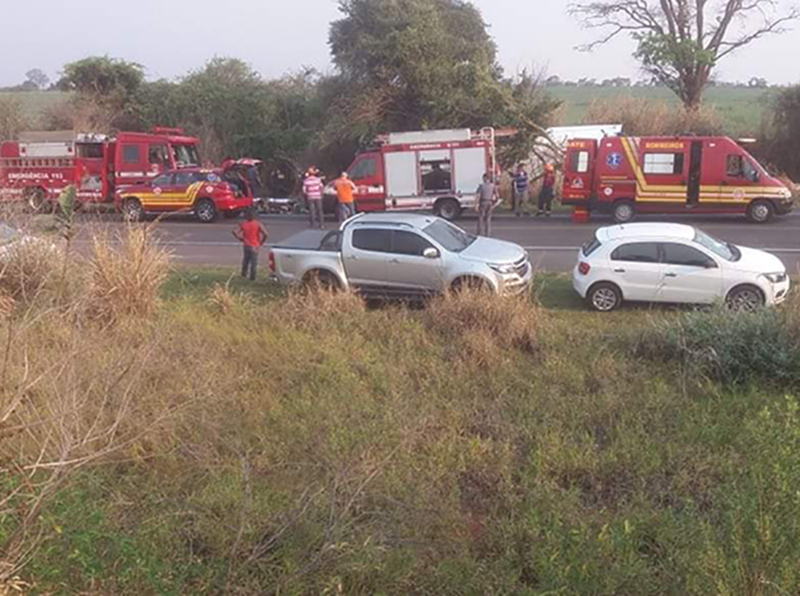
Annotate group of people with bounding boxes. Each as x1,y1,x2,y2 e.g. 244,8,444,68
474,163,557,237
301,167,356,229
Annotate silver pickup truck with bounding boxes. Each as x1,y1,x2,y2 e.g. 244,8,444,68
269,213,532,297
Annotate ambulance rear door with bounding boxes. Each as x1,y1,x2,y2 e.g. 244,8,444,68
562,140,596,204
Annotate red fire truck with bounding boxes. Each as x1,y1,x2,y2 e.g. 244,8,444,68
0,128,201,210
561,135,793,224
324,128,497,220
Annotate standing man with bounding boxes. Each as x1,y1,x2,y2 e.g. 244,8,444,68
475,173,499,237
334,172,357,223
514,164,529,217
537,163,556,217
303,167,324,229
232,209,268,281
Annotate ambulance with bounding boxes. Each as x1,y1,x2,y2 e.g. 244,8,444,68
561,135,793,223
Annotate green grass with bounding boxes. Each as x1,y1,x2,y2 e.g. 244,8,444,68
548,85,773,135
0,90,69,121
5,265,800,594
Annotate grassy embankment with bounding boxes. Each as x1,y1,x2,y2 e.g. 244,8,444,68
2,221,800,594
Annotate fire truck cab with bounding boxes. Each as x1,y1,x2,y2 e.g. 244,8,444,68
0,128,201,210
562,135,793,224
325,128,496,221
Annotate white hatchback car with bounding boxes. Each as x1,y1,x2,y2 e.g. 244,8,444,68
573,223,790,311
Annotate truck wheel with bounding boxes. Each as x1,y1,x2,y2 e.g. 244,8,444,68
122,198,145,222
26,188,50,213
435,198,461,221
747,200,774,224
613,201,635,224
195,199,218,223
587,282,622,312
303,270,340,292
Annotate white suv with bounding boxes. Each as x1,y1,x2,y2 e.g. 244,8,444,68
573,223,790,311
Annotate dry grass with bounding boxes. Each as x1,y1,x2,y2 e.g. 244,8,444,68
584,96,722,136
86,226,172,323
0,239,62,302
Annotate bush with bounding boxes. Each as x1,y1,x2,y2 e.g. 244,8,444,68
0,238,62,302
633,306,800,385
86,226,172,323
584,97,722,136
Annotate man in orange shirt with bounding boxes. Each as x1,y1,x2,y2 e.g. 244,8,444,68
334,172,357,222
232,209,269,281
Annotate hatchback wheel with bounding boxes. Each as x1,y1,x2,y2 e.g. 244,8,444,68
195,199,218,223
727,285,765,311
588,282,622,312
613,201,635,224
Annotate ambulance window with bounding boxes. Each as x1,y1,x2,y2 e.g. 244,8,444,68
643,153,684,175
726,155,744,177
349,158,377,181
421,160,452,193
611,242,659,263
742,159,760,182
122,144,141,164
569,151,589,173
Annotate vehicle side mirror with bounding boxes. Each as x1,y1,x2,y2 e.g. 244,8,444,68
423,247,440,259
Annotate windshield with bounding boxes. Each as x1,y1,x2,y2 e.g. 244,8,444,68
0,223,20,245
693,228,738,262
423,220,476,253
171,144,200,167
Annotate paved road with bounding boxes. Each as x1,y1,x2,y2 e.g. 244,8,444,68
74,211,800,273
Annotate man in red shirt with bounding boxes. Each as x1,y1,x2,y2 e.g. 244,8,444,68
232,209,269,281
536,163,557,217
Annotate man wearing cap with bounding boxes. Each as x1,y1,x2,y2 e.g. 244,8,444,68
537,163,556,217
303,167,324,229
334,172,357,222
475,173,499,237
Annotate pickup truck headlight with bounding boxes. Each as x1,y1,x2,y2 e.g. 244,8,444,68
489,263,516,274
763,272,787,284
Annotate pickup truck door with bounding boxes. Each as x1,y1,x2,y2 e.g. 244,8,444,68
385,230,445,293
343,228,391,289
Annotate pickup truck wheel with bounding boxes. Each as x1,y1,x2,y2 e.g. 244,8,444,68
451,276,492,294
303,270,340,292
122,198,145,222
195,199,218,223
747,200,774,224
435,198,461,221
613,201,635,224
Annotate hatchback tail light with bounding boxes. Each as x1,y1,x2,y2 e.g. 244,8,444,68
578,262,591,275
269,251,276,273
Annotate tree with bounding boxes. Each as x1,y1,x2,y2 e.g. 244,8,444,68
0,96,27,141
24,68,50,90
327,0,560,165
570,0,799,109
764,85,800,180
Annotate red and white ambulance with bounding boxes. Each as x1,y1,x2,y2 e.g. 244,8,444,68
561,135,793,224
325,128,497,220
0,128,201,210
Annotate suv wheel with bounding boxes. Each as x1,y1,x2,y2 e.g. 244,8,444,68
588,282,622,312
122,198,144,222
435,198,461,221
195,199,218,223
613,201,635,224
747,200,773,224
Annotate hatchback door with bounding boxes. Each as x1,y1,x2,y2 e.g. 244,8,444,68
607,242,662,301
384,230,445,293
342,228,391,290
658,242,723,304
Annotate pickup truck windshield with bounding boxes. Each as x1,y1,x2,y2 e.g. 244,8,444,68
423,220,476,253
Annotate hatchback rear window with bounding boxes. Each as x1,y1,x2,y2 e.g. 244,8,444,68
582,236,602,257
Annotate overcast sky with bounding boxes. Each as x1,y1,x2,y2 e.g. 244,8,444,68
1,0,798,87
